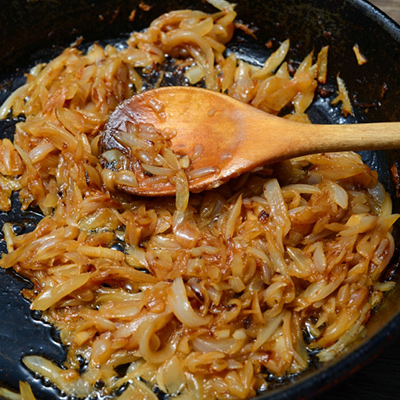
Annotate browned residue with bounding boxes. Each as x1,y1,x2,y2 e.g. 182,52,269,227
265,40,273,49
235,22,258,39
70,36,84,48
391,162,400,198
129,9,137,22
110,6,121,24
381,82,388,101
139,1,152,11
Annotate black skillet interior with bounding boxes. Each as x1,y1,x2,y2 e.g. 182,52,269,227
1,0,400,399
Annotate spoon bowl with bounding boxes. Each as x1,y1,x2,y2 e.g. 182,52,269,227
100,86,400,196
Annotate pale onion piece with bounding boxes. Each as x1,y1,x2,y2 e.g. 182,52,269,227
141,164,175,177
275,61,290,79
331,74,353,117
0,83,29,119
43,191,59,209
137,125,165,144
28,141,56,163
265,229,288,275
204,35,226,53
126,247,149,268
340,214,378,236
0,386,21,400
2,222,15,254
74,330,94,347
101,149,125,163
192,144,203,160
145,98,166,115
225,194,242,239
97,265,157,284
190,245,219,256
296,271,346,308
77,245,125,261
378,214,400,231
175,169,189,212
139,313,178,363
185,64,205,84
156,355,186,395
149,234,181,249
172,209,201,248
192,336,236,353
32,273,90,311
353,43,368,65
79,208,120,231
215,329,231,339
312,242,327,273
115,170,138,187
317,304,369,362
295,53,314,76
25,121,79,152
121,47,153,67
326,180,348,209
91,335,114,365
374,281,396,292
252,39,290,80
287,246,313,275
114,129,153,151
252,313,283,351
181,15,214,37
185,351,226,374
263,178,291,237
186,257,206,276
155,215,171,234
128,65,145,93
99,300,141,319
162,30,216,90
167,276,212,328
101,168,116,191
317,45,329,83
282,184,322,194
232,328,247,340
351,202,370,214
84,164,102,188
206,0,235,11
246,246,270,264
118,379,159,400
179,155,190,169
162,147,182,170
187,166,219,180
22,356,92,397
230,59,256,104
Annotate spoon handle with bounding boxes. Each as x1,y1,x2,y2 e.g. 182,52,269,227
247,118,400,166
308,122,400,153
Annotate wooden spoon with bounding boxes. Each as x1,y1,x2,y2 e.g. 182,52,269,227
100,86,400,196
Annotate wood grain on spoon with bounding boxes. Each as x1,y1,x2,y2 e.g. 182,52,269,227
100,86,400,196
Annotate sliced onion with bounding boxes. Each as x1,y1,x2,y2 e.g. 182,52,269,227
192,336,236,353
167,276,211,328
208,0,235,12
326,180,348,209
23,356,92,397
252,313,283,351
139,312,178,363
32,273,90,311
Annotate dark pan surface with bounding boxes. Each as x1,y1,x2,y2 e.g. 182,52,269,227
1,0,400,399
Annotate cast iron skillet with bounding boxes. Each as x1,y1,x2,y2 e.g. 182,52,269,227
1,0,400,399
